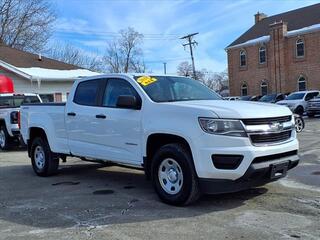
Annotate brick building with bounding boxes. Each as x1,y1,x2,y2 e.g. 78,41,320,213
226,3,320,96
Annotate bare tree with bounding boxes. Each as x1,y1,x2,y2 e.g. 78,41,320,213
46,42,104,72
103,27,145,73
0,0,56,52
177,61,192,77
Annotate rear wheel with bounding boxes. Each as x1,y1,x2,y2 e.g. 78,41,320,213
0,125,12,150
151,143,200,206
30,137,59,176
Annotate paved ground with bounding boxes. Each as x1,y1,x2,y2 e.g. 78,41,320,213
0,118,319,240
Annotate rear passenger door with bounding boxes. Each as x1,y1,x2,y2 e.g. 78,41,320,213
66,79,106,157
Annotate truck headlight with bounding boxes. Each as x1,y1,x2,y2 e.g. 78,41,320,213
198,118,247,137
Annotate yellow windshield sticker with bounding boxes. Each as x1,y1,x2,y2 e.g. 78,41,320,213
137,76,157,86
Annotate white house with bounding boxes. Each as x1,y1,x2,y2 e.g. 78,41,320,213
0,44,99,102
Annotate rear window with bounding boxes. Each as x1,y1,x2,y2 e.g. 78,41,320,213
0,95,40,108
73,80,100,106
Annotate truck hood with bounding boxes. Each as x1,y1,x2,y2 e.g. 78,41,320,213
166,100,292,119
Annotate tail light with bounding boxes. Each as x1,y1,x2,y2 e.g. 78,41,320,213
10,111,19,124
18,111,21,129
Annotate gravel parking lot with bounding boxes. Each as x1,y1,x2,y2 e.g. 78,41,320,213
0,118,319,240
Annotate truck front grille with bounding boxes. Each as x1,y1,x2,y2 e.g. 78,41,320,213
249,130,292,145
242,116,292,125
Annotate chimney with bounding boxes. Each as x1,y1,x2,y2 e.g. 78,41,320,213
38,53,42,61
255,12,267,24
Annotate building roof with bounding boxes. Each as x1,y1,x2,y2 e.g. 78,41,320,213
227,3,320,48
0,44,100,81
0,44,80,70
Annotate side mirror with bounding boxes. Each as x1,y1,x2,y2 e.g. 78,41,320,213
116,95,141,109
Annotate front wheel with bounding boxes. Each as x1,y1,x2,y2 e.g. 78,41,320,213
30,137,59,176
151,143,200,206
295,116,305,133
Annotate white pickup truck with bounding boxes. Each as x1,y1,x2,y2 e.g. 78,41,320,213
0,93,42,150
20,74,299,205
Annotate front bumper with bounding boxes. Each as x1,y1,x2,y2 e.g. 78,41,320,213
199,152,299,194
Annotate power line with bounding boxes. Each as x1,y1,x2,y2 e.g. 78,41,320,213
180,32,198,79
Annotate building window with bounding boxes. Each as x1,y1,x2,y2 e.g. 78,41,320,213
296,39,304,57
261,81,268,95
259,46,266,64
240,50,246,66
241,83,248,96
298,76,306,91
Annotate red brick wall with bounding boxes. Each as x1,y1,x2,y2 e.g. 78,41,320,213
228,30,320,96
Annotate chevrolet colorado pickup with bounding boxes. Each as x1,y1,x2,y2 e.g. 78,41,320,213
20,74,299,205
0,93,41,150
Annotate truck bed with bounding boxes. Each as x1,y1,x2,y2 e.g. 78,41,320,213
20,103,69,154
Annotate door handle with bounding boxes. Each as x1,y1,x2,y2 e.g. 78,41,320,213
67,112,76,116
96,114,106,119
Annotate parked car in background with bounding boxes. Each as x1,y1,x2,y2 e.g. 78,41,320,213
239,96,253,101
251,95,262,101
306,95,320,117
224,96,240,101
21,74,299,206
259,93,286,103
0,93,42,150
277,91,320,115
239,95,262,101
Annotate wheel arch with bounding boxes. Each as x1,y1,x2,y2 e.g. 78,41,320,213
28,127,48,157
144,133,194,179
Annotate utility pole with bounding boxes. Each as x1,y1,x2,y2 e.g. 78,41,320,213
180,32,198,79
163,62,167,74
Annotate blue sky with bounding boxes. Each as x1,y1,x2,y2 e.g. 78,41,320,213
51,0,319,74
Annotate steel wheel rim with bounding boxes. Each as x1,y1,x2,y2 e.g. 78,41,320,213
295,118,303,132
158,158,183,195
0,130,5,148
34,146,45,169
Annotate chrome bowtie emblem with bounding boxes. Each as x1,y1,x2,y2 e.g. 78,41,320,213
270,122,283,131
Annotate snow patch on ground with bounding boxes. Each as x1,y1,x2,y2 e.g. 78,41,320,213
280,178,320,192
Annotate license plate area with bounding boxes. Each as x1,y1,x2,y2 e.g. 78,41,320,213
270,161,289,179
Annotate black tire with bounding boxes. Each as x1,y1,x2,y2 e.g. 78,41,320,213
151,143,200,206
294,106,304,116
0,125,12,150
30,137,59,177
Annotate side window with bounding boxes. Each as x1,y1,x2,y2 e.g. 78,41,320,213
103,79,140,107
305,92,319,101
74,80,100,106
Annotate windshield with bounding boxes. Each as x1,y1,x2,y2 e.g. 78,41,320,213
0,95,40,108
134,76,221,102
259,94,276,102
286,93,305,100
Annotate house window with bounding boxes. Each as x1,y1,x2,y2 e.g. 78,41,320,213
240,50,246,67
296,39,304,57
261,81,268,95
259,46,266,64
241,83,248,96
298,76,306,91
